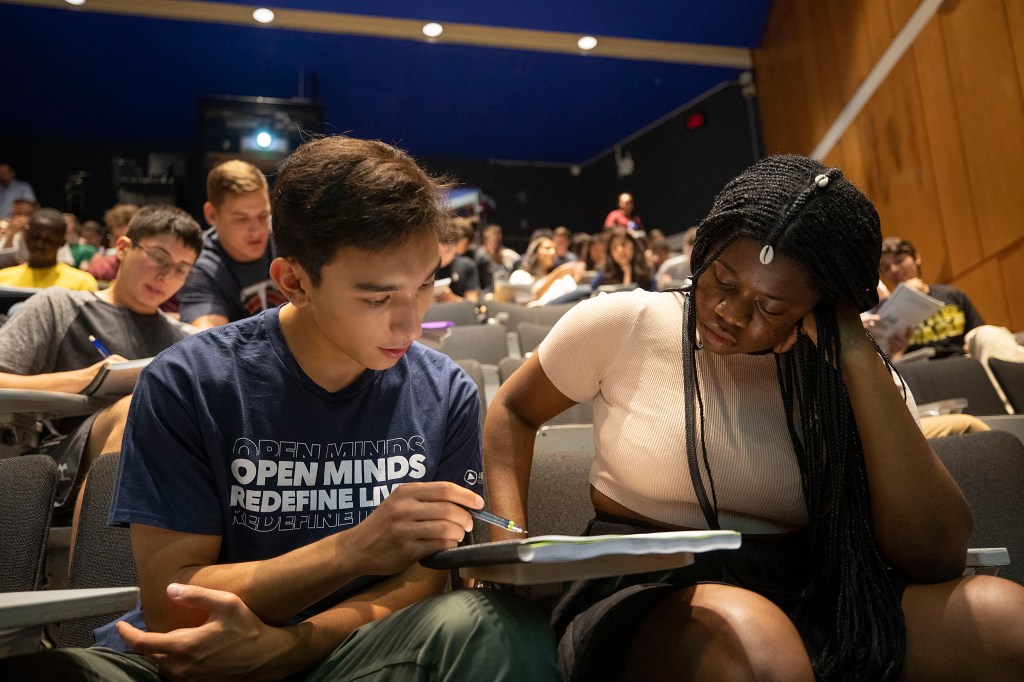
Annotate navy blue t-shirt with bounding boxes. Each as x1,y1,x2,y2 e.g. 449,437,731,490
177,230,286,324
99,307,481,647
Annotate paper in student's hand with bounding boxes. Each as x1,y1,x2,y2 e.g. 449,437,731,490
872,284,944,350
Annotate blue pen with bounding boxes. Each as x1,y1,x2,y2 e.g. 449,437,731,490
88,334,112,359
466,507,527,534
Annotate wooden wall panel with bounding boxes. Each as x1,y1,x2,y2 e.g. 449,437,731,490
757,0,828,155
997,241,1024,331
822,2,887,194
838,2,948,283
951,257,1010,330
755,0,1023,330
896,0,983,276
938,0,1024,259
1007,1,1024,102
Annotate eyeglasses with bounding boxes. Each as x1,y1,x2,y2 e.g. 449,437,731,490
130,239,194,279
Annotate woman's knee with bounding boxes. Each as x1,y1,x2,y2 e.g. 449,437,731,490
903,575,1024,678
623,585,813,681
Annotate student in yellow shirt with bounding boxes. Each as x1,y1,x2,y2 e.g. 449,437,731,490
0,208,98,291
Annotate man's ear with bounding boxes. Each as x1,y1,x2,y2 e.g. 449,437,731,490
202,201,217,228
114,235,132,261
270,257,312,307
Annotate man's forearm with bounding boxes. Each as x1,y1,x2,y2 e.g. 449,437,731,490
138,526,367,631
182,539,368,626
138,480,478,632
261,564,448,679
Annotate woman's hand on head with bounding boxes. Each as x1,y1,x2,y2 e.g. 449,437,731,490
773,312,813,353
771,302,864,353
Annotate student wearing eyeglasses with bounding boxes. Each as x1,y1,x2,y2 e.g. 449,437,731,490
0,204,202,520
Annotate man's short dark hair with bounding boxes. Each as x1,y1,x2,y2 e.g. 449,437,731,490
29,208,65,236
126,205,203,256
272,136,453,287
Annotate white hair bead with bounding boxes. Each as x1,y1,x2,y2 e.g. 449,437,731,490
815,173,829,188
759,244,774,265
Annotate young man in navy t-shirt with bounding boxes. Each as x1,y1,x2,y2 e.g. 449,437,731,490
177,159,285,329
2,137,557,680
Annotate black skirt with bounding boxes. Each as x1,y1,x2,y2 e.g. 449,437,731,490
552,512,909,682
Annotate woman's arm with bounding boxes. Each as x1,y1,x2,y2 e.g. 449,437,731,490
483,354,578,538
836,305,972,582
531,261,584,300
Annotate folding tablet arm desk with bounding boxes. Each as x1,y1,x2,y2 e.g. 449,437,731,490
0,389,109,459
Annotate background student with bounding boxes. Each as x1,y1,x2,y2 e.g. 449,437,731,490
177,159,284,329
0,204,201,517
0,208,98,291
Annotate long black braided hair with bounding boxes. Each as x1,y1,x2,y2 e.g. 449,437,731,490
686,155,903,680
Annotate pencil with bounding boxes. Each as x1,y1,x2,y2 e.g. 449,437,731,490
467,508,527,534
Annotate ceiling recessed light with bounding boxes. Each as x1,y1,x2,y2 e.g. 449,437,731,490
64,0,86,5
422,22,443,38
252,8,275,24
578,36,598,51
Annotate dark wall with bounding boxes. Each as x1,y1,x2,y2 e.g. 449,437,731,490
578,82,762,236
0,137,200,223
419,158,587,253
3,82,760,245
427,81,762,247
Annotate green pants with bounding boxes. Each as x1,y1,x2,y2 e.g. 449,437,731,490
0,589,559,681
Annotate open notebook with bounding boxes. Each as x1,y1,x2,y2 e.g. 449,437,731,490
421,530,741,585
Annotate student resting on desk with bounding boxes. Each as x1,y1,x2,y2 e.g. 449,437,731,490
0,205,200,518
0,135,557,681
484,155,1024,681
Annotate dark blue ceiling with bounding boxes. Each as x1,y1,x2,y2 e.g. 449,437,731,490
1,1,773,163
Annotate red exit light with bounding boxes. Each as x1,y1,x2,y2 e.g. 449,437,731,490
685,111,706,130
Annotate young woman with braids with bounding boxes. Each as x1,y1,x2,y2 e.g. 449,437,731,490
483,156,1024,681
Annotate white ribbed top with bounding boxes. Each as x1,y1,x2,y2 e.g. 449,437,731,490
539,289,916,534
